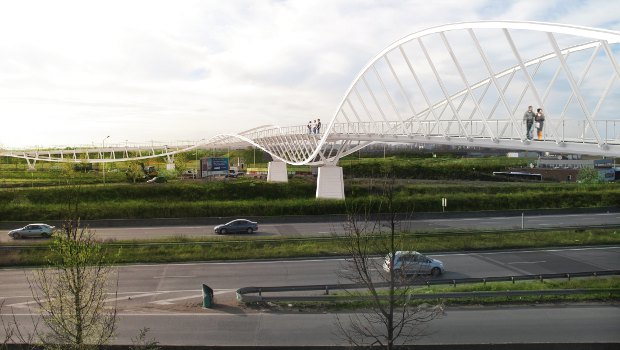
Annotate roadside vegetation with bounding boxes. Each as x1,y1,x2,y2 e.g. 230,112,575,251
1,227,618,268
0,177,618,220
268,277,620,311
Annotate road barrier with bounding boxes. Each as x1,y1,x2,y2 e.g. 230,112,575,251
236,270,620,303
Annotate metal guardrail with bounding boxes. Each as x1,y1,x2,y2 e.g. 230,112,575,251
236,270,620,303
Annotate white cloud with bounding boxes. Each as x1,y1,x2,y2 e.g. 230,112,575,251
0,0,618,148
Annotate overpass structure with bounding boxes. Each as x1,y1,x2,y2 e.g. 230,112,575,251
2,21,619,199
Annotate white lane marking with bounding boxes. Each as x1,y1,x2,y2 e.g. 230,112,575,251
508,261,546,265
5,292,152,308
103,292,164,303
152,275,195,279
318,232,331,234
150,294,202,305
431,246,620,257
150,289,235,305
538,224,553,226
6,300,40,309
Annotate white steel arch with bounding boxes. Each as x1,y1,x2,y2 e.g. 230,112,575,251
2,21,620,167
203,21,620,166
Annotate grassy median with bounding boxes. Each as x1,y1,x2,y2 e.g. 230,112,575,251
266,277,620,310
1,227,618,267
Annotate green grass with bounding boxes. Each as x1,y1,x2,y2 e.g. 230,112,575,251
0,179,618,220
1,155,618,221
2,228,618,268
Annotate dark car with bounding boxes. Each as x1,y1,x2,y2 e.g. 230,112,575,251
8,223,55,239
214,219,258,234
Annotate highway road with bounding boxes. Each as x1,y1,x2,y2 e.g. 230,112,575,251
2,211,619,243
0,246,618,345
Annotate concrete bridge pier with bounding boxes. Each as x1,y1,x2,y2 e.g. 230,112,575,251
267,161,288,182
25,158,37,171
166,154,175,171
316,166,345,200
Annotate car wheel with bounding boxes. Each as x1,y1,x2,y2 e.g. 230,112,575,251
431,267,441,277
220,228,227,234
246,227,254,234
13,233,21,239
41,232,50,238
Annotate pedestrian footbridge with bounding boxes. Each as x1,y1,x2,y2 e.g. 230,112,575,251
2,21,619,199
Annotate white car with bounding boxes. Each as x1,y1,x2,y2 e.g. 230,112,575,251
8,224,55,239
383,251,444,277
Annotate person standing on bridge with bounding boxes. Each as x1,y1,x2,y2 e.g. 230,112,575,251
316,118,321,134
535,108,545,140
523,106,535,140
307,121,312,134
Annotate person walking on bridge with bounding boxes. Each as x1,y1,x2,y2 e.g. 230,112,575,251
535,108,545,140
523,105,535,140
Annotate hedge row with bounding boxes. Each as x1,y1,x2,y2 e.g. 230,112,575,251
341,157,529,180
1,188,618,220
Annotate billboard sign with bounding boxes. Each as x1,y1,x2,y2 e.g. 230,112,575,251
207,157,229,171
200,157,229,178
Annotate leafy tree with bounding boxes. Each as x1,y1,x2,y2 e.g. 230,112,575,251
125,161,144,183
28,219,118,349
173,152,192,176
577,167,602,184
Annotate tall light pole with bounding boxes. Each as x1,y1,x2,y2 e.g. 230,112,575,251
102,135,110,184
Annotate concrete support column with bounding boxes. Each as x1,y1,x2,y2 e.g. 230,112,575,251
166,154,175,171
25,158,37,171
316,166,345,200
267,161,288,183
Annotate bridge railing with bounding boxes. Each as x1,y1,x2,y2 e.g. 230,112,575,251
324,120,619,144
239,120,619,145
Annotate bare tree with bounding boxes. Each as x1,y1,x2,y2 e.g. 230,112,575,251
27,219,118,349
337,176,443,349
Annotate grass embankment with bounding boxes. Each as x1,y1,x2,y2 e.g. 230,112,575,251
0,179,618,220
2,228,618,267
273,277,620,310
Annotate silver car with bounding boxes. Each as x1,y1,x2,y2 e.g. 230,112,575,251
214,219,258,234
382,251,444,277
8,223,55,239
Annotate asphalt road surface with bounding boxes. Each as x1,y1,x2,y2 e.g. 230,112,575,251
1,246,618,345
2,212,618,243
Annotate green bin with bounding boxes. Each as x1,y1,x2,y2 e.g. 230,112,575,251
202,284,214,308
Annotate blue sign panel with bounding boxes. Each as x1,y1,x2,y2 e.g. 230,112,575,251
207,157,229,171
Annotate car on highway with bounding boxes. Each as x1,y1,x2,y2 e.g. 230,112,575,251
382,251,444,277
8,223,56,239
214,219,258,234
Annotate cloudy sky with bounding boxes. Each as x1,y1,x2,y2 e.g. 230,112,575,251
0,0,618,148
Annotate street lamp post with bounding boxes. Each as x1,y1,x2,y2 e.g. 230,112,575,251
102,136,110,184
